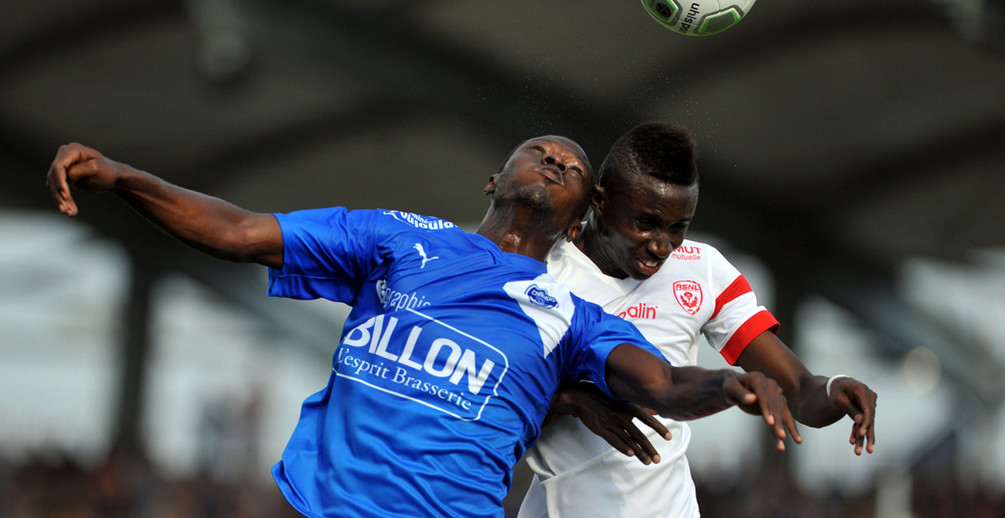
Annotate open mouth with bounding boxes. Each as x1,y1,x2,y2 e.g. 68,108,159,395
636,257,663,276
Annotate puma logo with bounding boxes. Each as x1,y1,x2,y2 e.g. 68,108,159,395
414,243,439,269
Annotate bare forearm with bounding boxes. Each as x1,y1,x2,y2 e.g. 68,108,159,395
112,166,280,266
786,375,844,427
607,353,736,421
643,366,737,421
606,344,800,450
735,333,843,427
49,143,282,267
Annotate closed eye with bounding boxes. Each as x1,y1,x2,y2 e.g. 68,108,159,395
635,218,656,231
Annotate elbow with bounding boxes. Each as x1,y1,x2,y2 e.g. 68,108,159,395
229,215,282,266
191,224,273,265
233,231,277,265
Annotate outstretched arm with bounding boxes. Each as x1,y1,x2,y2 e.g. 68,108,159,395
735,331,877,455
46,143,283,268
605,343,801,452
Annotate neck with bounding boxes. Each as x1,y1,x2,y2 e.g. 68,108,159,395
575,218,626,279
574,217,596,255
476,205,564,262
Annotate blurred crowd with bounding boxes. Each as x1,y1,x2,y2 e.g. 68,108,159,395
693,466,1004,518
0,445,299,518
2,446,1002,518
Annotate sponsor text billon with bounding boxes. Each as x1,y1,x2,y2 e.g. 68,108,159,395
337,309,508,421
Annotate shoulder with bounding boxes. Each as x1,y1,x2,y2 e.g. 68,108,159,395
374,209,459,232
546,239,603,281
505,274,575,309
663,238,741,277
274,206,385,232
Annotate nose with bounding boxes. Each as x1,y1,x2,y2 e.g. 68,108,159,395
544,155,567,172
647,235,672,259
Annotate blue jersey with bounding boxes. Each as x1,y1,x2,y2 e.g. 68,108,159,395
267,207,664,518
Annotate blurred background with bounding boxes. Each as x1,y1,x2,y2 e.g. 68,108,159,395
2,0,1005,516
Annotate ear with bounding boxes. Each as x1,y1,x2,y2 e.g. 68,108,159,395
590,184,606,216
483,174,498,196
564,219,583,242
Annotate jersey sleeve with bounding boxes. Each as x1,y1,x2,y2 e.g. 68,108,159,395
267,207,382,303
701,249,780,365
566,297,670,400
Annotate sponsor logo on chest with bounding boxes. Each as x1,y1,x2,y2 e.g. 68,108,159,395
671,245,702,261
337,309,507,421
376,279,432,311
617,302,658,320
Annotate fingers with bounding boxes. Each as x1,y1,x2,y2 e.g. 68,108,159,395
838,382,877,455
857,393,876,455
47,143,99,216
864,414,876,454
761,391,790,452
781,406,802,447
729,374,807,452
627,434,652,465
849,417,862,454
600,428,638,460
577,410,667,465
848,413,876,455
852,415,865,455
598,425,654,465
47,144,78,216
633,408,672,441
723,379,757,408
745,374,795,451
623,415,664,465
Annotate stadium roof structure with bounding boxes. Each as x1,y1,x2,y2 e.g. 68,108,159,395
2,0,1005,460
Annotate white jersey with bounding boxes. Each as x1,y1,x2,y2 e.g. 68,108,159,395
520,238,778,518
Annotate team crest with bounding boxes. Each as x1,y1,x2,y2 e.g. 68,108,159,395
673,280,703,315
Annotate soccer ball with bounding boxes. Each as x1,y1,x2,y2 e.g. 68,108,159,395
641,0,756,36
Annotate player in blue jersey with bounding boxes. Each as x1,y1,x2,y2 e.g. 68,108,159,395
46,137,801,518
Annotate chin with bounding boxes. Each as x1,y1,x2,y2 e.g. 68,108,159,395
629,271,656,281
514,186,554,212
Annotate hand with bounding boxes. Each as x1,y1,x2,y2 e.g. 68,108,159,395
552,383,671,465
723,371,802,452
46,143,122,216
828,376,877,455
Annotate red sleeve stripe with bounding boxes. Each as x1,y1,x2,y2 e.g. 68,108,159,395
711,275,753,320
720,310,780,365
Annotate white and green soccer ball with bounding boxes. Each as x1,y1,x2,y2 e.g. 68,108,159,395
641,0,756,36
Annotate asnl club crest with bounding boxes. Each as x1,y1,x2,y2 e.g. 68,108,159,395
673,280,703,315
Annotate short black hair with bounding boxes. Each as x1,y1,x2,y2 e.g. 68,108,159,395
598,121,698,187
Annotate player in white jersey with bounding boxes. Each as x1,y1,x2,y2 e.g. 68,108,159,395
519,122,878,518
